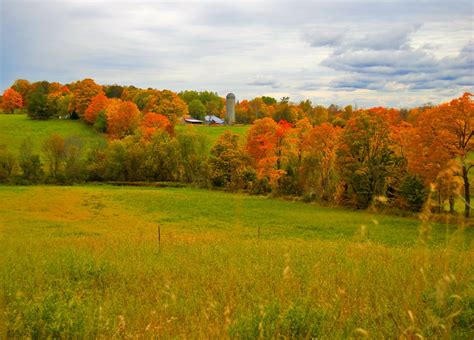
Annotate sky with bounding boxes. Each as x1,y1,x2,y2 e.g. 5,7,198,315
1,0,473,108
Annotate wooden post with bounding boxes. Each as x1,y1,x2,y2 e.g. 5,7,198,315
158,224,161,252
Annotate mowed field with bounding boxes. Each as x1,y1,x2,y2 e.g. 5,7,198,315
1,185,473,338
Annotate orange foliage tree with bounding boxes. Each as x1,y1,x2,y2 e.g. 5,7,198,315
70,79,104,119
246,118,294,188
144,90,188,124
406,93,473,216
301,122,341,201
1,88,23,114
84,94,111,124
10,79,31,105
105,100,141,139
140,112,173,140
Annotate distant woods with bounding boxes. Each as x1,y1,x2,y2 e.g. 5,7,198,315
0,79,472,217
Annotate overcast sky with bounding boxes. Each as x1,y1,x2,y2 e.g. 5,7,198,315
1,0,473,108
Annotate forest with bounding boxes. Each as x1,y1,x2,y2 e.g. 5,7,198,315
0,78,472,217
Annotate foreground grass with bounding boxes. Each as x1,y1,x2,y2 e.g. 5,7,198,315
0,114,105,154
1,185,473,338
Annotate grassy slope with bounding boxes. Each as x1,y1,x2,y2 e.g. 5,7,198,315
0,114,106,154
175,124,250,148
0,114,248,154
1,185,473,338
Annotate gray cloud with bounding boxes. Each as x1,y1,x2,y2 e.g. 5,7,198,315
305,24,421,51
1,0,473,108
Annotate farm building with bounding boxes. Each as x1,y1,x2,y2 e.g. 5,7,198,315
204,115,224,125
183,118,204,124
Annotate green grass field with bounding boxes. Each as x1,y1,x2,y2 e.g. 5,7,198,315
175,124,250,147
1,185,473,338
0,114,248,155
0,114,106,154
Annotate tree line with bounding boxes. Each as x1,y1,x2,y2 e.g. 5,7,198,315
0,79,472,216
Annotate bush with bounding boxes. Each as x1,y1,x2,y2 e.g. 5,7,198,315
398,174,428,212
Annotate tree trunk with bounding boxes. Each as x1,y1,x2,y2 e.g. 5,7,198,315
449,195,455,214
462,163,470,218
438,186,442,214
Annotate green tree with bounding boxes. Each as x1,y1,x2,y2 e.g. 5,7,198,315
27,81,51,119
209,131,247,189
336,110,396,208
19,139,44,183
42,134,66,179
0,146,16,182
176,129,208,184
188,99,206,120
398,175,428,212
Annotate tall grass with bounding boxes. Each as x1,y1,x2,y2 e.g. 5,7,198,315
0,185,473,338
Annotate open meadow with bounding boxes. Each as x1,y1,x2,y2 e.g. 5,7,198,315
1,185,473,338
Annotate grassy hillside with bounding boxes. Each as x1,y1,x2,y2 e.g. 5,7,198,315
0,114,106,154
0,114,249,154
1,185,472,338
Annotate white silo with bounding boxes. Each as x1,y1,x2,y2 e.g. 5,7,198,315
226,93,236,125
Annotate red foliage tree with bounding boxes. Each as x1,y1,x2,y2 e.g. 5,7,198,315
84,94,110,124
1,88,23,114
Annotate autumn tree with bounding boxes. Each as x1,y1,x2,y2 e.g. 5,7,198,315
301,123,341,201
235,100,251,124
70,78,104,119
105,100,141,139
145,90,188,124
140,112,173,140
132,89,156,111
408,93,474,216
336,110,396,208
209,131,249,189
272,99,300,123
439,93,474,217
84,93,110,125
1,88,23,114
46,85,71,118
10,79,31,105
246,118,294,190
